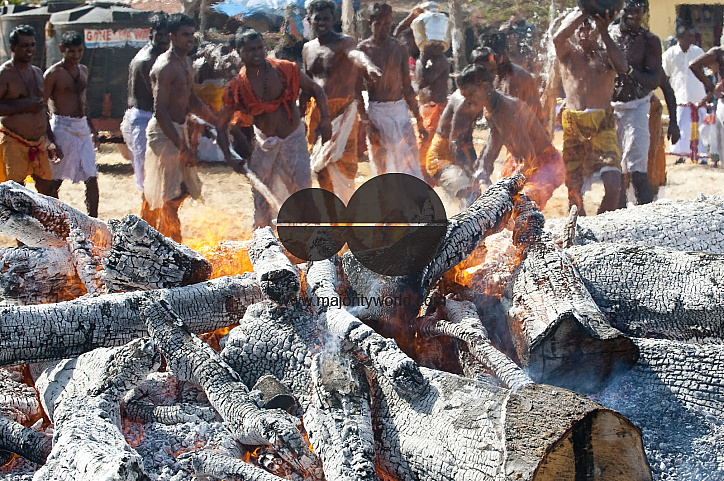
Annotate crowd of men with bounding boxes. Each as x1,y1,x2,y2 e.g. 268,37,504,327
1,0,723,241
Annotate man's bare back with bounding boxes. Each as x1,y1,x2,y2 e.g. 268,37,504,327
129,44,162,111
610,4,662,103
0,59,47,140
416,43,449,104
487,91,551,161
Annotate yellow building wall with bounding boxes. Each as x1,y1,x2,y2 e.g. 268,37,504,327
649,0,724,42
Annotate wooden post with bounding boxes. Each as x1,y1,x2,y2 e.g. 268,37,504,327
448,0,466,74
341,0,356,39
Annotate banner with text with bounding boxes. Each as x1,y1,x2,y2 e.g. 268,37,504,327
84,28,150,48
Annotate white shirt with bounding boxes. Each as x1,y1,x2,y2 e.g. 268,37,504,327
662,43,707,104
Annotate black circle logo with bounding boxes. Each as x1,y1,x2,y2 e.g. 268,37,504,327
277,173,448,276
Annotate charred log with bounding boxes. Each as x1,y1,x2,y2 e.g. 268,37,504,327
0,181,111,251
629,338,724,415
67,227,105,296
304,352,376,481
372,368,651,481
0,416,51,466
0,368,41,423
140,297,324,480
567,243,724,342
0,274,262,366
546,195,724,253
178,449,287,481
248,227,300,304
502,234,639,393
102,215,212,292
34,338,160,480
342,175,524,328
0,246,84,305
123,400,218,424
419,299,533,390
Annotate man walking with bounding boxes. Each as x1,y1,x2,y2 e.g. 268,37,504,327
663,26,707,162
554,8,627,215
219,29,332,228
302,0,380,203
0,25,57,196
122,12,169,192
356,2,427,179
144,14,217,242
610,0,663,206
44,31,100,217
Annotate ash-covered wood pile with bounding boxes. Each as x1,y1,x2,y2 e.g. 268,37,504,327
0,178,721,480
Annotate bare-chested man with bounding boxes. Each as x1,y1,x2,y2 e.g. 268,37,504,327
44,31,99,217
218,29,331,229
144,13,217,242
462,64,563,209
424,74,482,207
554,8,627,215
0,25,56,196
416,38,450,185
690,41,724,167
357,2,428,179
121,12,169,192
476,28,544,185
609,0,662,206
302,0,381,203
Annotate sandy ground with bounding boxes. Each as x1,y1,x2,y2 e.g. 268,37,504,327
2,131,723,249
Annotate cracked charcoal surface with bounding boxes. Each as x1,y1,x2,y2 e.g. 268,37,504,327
247,227,300,305
34,338,160,481
141,297,324,480
503,234,638,393
0,181,111,253
0,368,40,424
592,338,724,481
103,215,212,292
568,243,724,342
0,246,84,305
178,449,286,480
0,414,51,466
0,274,262,366
546,195,724,253
67,227,105,296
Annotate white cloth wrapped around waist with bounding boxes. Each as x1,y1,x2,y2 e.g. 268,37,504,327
144,116,202,210
50,115,97,183
366,99,422,179
310,101,357,173
121,107,153,191
250,122,312,204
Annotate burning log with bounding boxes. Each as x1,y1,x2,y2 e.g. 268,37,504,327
343,175,525,327
178,449,286,481
0,181,111,251
67,227,105,296
568,243,724,342
0,246,84,305
0,416,51,466
419,299,533,390
546,195,724,253
33,338,160,480
502,232,639,393
0,275,262,367
102,215,212,292
0,368,41,423
630,338,724,415
248,227,300,304
306,257,426,393
140,297,324,480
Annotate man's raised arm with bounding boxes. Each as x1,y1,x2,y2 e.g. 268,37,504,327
594,11,628,74
690,48,722,96
553,9,588,58
343,38,382,79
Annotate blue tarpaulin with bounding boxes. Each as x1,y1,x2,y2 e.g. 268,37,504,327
213,0,339,17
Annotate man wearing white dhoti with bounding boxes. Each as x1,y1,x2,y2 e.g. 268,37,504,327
44,31,99,217
122,13,169,191
356,2,427,180
662,27,707,161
